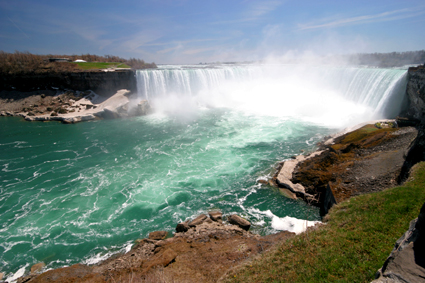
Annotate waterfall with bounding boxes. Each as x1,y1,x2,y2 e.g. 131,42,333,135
136,64,408,125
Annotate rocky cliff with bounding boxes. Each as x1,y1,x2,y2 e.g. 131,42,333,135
399,66,425,181
0,70,137,97
403,65,425,121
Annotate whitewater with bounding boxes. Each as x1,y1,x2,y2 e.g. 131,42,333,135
0,64,408,278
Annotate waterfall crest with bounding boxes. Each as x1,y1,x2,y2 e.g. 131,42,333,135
136,64,407,126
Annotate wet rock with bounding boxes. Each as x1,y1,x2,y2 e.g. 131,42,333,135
176,222,190,233
102,107,121,119
208,211,222,222
136,100,151,116
188,214,208,227
228,215,251,231
149,231,168,240
31,262,46,274
17,275,36,283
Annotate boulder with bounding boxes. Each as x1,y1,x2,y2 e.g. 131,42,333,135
102,107,120,119
30,262,46,274
188,214,208,227
208,211,222,222
136,100,151,116
149,231,168,240
228,215,251,231
145,248,177,271
176,222,190,233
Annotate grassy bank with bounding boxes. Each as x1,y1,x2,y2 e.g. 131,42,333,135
225,162,425,282
73,62,131,70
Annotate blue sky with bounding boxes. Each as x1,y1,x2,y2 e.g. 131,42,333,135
0,0,424,64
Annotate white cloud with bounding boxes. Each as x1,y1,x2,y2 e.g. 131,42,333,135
298,8,425,30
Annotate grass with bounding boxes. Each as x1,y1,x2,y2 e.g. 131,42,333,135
224,162,425,283
73,62,131,70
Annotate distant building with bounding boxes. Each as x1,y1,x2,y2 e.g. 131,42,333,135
74,59,87,63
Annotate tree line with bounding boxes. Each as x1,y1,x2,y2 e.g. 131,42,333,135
345,50,425,67
0,51,157,74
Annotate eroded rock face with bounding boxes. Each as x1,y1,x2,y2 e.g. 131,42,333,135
0,70,137,97
373,201,425,283
404,66,425,121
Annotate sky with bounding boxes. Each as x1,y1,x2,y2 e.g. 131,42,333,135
0,0,424,64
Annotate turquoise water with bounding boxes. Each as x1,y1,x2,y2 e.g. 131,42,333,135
0,64,408,277
0,111,329,275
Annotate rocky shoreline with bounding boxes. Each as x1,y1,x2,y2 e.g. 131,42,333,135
11,212,296,283
270,120,418,216
4,120,419,283
0,89,151,123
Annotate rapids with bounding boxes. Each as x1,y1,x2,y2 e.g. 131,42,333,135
0,64,407,278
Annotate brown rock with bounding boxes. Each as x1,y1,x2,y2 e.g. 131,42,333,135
208,211,223,222
146,248,177,270
135,238,157,244
149,231,168,240
228,215,251,231
176,222,190,233
30,262,46,274
188,214,208,227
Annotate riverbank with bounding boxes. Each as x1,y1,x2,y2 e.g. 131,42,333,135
272,121,418,215
225,161,425,282
7,121,419,283
0,89,151,123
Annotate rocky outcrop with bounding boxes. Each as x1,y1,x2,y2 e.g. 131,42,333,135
286,124,417,217
148,231,168,240
0,70,137,97
399,66,425,182
404,66,425,121
227,215,251,231
17,212,295,283
373,201,425,283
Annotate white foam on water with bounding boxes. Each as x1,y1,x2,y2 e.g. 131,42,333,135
6,263,29,283
84,242,133,266
250,208,321,234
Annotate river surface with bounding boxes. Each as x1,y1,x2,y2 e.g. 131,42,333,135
0,64,408,278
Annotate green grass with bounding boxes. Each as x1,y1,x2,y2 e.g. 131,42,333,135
225,162,425,282
72,62,131,70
